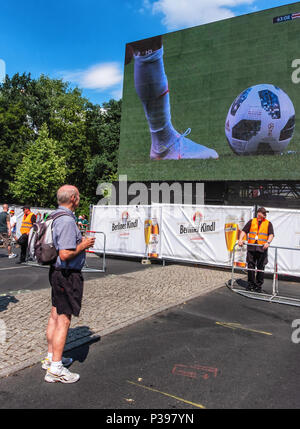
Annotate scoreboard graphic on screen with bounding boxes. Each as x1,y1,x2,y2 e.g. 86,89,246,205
118,2,300,181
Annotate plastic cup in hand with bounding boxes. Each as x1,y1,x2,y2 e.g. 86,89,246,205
86,231,96,250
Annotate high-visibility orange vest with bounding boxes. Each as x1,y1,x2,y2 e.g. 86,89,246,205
20,212,34,235
248,218,269,245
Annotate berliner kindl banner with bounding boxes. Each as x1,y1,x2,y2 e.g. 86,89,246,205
90,204,300,276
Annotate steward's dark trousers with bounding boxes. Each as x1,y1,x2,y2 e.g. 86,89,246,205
19,235,28,262
247,250,268,288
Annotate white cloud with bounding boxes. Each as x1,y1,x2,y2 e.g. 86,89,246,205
0,59,6,84
149,0,255,30
61,62,123,91
111,87,123,100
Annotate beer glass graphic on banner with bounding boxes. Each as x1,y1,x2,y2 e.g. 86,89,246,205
144,219,152,258
149,220,160,258
224,222,239,262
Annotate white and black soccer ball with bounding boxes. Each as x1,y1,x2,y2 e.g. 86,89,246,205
225,84,295,155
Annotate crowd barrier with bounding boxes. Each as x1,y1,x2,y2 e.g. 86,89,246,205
227,243,300,307
90,204,300,278
3,203,300,286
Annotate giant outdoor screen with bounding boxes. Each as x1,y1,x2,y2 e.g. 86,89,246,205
118,2,300,182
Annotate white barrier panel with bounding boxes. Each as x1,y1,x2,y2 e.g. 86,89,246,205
88,204,300,277
90,204,254,266
265,207,300,276
159,204,254,266
90,205,162,258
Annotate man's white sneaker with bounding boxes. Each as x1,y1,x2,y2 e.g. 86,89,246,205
8,253,17,259
41,356,73,370
45,366,80,384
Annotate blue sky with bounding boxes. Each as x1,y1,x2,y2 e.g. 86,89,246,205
0,0,297,106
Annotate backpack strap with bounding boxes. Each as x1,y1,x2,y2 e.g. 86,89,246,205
48,211,74,222
48,211,76,268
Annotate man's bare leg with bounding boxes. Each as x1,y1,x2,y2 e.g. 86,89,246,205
43,307,73,371
51,313,71,363
46,306,58,355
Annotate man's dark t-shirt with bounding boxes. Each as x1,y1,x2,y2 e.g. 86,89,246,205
0,212,9,233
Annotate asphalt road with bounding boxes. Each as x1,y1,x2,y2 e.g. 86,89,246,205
0,247,153,295
1,280,300,410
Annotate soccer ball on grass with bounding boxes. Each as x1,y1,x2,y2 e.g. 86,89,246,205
225,84,295,155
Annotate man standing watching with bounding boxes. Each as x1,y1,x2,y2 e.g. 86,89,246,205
17,205,36,263
44,185,95,384
0,204,16,258
238,207,274,293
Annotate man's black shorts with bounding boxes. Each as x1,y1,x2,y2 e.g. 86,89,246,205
49,267,84,317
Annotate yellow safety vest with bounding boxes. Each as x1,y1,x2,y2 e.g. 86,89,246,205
248,218,269,245
20,212,34,235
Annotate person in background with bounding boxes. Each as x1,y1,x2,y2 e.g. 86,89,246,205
16,205,36,263
0,204,17,258
77,214,88,234
9,209,17,240
238,207,274,293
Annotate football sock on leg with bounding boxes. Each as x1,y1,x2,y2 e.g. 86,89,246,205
134,47,218,160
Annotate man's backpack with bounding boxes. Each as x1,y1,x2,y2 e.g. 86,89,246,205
27,211,73,265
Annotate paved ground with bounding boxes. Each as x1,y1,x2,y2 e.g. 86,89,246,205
0,247,154,295
0,247,231,379
1,281,300,410
1,247,300,409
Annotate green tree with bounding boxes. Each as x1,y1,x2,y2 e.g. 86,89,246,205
0,74,35,201
0,72,122,207
9,123,67,207
85,99,121,201
32,76,91,191
0,73,91,201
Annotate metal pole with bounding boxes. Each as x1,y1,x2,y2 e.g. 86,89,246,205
230,243,237,289
275,248,279,295
272,247,277,296
103,232,106,271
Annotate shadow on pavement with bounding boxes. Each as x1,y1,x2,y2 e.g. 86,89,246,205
235,278,248,288
65,325,101,364
0,295,19,312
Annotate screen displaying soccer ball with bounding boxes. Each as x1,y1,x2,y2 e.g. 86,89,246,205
225,84,295,155
119,2,300,181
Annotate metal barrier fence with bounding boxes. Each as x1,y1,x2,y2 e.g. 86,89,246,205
24,231,106,273
227,242,300,307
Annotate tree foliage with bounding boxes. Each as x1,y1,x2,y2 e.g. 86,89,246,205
9,123,67,207
0,73,121,213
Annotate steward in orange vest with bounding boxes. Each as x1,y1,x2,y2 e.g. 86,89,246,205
20,211,35,235
238,207,274,293
247,217,270,245
17,206,36,264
